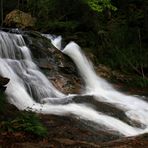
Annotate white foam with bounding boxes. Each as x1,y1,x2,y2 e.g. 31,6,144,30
62,41,148,134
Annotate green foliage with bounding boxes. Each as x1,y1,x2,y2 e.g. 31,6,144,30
26,0,82,31
0,111,48,137
95,1,148,84
98,26,147,72
84,0,117,12
26,0,116,32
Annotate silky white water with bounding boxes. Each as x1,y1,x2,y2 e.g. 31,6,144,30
0,31,148,137
62,42,148,126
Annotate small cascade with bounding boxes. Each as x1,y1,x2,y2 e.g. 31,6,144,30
0,31,148,137
42,34,62,50
0,31,65,107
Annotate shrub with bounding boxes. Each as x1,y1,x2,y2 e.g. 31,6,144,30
0,111,48,137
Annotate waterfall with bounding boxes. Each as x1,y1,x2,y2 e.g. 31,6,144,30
0,31,65,108
0,31,148,137
62,42,148,126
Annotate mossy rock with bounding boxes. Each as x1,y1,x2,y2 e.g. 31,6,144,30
4,9,36,29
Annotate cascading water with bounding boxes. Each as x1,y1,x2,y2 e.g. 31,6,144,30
0,31,148,137
62,42,148,126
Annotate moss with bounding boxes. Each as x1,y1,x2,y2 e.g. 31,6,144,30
0,111,48,137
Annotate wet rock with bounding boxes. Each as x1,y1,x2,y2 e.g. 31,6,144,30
23,31,82,94
0,76,10,92
4,10,36,29
95,64,132,83
101,133,148,148
49,74,82,94
96,64,112,79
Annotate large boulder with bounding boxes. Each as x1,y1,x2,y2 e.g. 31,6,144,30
23,31,82,94
4,10,36,29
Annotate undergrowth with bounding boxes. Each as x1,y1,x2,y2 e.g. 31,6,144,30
0,111,48,137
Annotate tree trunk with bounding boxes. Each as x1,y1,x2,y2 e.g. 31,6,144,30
144,1,148,34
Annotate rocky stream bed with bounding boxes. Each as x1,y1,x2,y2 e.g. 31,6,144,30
0,30,148,147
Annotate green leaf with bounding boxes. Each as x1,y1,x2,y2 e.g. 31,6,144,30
84,0,117,13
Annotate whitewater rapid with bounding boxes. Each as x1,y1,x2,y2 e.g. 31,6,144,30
0,31,148,137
